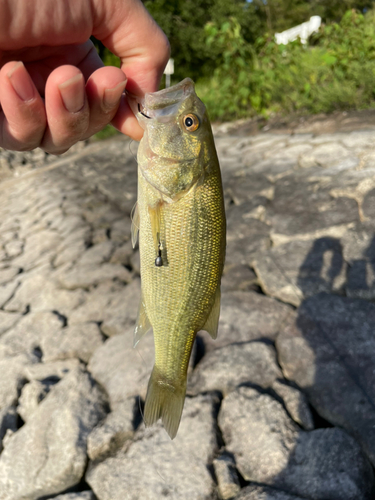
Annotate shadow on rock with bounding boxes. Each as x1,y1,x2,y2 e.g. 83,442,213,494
273,235,375,499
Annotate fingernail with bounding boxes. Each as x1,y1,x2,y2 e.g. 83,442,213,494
7,61,35,101
58,74,85,113
103,80,127,111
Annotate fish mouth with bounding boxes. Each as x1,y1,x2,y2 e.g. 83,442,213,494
129,78,196,123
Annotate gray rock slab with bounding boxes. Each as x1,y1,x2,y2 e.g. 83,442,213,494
17,379,53,423
0,311,21,335
200,291,294,352
10,229,61,270
4,273,85,315
0,407,17,452
86,393,219,500
236,485,306,500
0,281,19,308
253,237,347,306
272,379,314,431
0,266,20,285
110,217,131,243
78,240,114,266
100,278,141,336
188,341,282,396
23,358,82,381
0,311,62,359
276,293,375,466
0,367,107,500
88,327,154,406
87,397,137,461
267,176,359,236
221,263,258,292
41,322,104,363
58,263,131,289
219,387,374,499
53,493,96,500
0,354,32,409
68,281,126,324
219,387,299,484
213,452,241,500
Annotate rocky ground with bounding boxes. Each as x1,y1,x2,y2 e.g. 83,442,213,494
0,112,375,499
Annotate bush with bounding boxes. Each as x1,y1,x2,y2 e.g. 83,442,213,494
196,9,375,121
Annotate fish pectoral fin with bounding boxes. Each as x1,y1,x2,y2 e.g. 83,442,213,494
133,296,152,348
131,202,140,248
202,286,221,340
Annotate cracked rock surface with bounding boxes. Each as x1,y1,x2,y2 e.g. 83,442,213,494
1,118,375,499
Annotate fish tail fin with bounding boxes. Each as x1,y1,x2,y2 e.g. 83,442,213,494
144,367,186,440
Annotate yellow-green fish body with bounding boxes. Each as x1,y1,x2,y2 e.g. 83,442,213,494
132,78,226,438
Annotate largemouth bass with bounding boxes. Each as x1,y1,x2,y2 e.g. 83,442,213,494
132,78,226,439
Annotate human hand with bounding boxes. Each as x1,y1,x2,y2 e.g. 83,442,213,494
0,0,170,153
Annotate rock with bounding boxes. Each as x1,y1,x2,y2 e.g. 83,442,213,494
0,311,62,359
109,240,134,265
253,237,347,306
0,367,107,500
58,263,131,289
0,281,19,309
219,386,299,485
0,407,17,452
78,241,114,266
87,397,138,461
221,263,258,292
276,293,375,466
100,278,141,336
236,485,306,500
219,387,375,499
0,311,22,335
41,322,104,363
110,218,131,243
17,379,55,422
188,341,282,396
11,229,61,270
47,491,96,500
213,452,241,500
0,266,20,285
272,379,314,431
4,273,85,315
88,327,154,406
199,290,294,352
68,281,125,324
23,358,82,381
86,393,219,500
0,355,32,409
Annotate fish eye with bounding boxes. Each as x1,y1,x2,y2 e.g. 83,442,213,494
183,114,199,132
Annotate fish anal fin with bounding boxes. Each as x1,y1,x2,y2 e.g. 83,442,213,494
202,286,221,340
131,202,140,249
133,296,152,348
144,367,186,440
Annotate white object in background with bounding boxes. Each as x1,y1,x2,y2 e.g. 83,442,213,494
275,16,321,45
164,58,174,88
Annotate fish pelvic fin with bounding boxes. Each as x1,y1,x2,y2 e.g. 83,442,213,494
202,286,221,340
144,367,186,440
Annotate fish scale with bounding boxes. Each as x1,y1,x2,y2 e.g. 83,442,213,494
133,78,226,438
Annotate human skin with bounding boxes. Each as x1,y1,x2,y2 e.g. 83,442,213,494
0,0,170,153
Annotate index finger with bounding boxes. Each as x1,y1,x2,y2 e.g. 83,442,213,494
92,0,170,96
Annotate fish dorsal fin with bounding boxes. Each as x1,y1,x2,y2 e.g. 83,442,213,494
134,296,152,347
131,202,140,248
202,286,221,339
148,202,163,255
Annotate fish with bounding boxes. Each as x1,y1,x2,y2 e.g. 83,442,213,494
131,78,226,439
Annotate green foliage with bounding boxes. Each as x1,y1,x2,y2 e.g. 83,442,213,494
197,9,375,121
